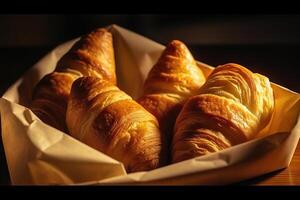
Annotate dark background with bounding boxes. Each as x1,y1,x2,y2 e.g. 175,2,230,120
2,15,300,47
0,14,300,185
0,15,299,94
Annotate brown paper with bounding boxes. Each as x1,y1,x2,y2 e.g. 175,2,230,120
1,24,299,185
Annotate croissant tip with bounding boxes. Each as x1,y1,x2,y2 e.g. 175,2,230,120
162,39,193,60
169,39,183,45
85,28,112,37
167,40,187,49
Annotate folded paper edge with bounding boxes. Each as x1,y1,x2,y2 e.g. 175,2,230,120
0,24,300,185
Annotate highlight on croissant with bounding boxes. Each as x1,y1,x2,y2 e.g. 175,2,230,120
30,28,274,172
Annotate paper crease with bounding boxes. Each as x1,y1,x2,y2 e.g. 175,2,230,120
0,24,299,185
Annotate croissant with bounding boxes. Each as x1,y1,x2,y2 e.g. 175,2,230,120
137,40,206,160
66,76,164,172
172,63,274,163
30,28,116,132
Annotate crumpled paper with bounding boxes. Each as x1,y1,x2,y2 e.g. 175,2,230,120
0,24,299,185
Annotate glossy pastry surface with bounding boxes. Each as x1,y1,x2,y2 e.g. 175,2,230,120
31,28,116,132
138,40,206,143
67,76,164,172
172,63,274,163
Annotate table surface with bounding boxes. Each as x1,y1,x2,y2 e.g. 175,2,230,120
0,45,299,185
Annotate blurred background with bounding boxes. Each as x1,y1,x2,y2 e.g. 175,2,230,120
1,14,299,92
1,14,300,46
0,14,300,185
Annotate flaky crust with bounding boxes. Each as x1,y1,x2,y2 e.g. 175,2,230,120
172,63,274,163
66,77,164,172
56,28,116,84
30,28,116,132
138,40,206,142
31,72,78,131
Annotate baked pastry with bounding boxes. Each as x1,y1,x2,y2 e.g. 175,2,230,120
137,40,206,160
30,72,78,132
66,76,164,172
30,28,116,132
172,63,274,163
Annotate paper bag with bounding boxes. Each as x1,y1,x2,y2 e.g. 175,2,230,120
1,24,300,185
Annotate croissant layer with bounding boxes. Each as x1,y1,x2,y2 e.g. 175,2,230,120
138,40,206,143
172,63,274,163
30,28,116,132
67,77,164,172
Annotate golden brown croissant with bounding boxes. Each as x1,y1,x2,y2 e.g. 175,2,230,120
30,28,116,132
66,76,164,172
137,40,206,158
172,63,274,163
